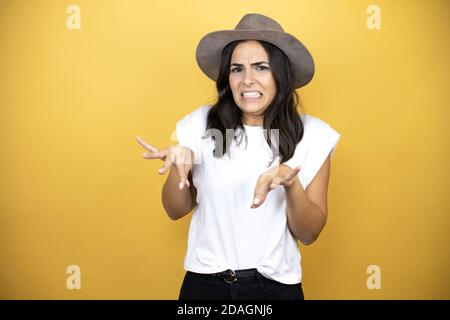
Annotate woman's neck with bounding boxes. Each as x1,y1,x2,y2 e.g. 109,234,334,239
242,114,264,126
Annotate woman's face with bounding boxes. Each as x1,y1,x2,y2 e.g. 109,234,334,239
229,40,277,125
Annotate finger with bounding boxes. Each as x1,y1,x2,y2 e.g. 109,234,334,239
158,155,172,175
251,180,271,209
136,136,159,152
175,162,187,190
270,175,285,188
284,165,301,181
142,151,166,159
251,193,267,208
269,182,279,190
279,166,301,187
184,164,192,188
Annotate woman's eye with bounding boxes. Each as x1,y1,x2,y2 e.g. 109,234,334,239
230,66,268,73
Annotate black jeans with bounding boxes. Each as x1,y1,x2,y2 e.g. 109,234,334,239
178,268,304,300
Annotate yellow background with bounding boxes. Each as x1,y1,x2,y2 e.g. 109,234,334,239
0,0,449,299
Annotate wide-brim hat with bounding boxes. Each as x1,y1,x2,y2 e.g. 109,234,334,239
195,13,315,89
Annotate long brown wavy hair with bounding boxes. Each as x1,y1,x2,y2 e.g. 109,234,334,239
202,39,305,166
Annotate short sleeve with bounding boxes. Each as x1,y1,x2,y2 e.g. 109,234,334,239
302,122,341,189
283,116,341,189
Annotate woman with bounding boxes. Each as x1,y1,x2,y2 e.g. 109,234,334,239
136,13,341,300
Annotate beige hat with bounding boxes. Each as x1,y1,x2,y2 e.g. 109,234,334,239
195,13,315,89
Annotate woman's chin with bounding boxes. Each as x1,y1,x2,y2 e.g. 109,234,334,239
239,100,267,113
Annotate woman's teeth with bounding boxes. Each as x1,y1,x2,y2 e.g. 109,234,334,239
242,92,262,98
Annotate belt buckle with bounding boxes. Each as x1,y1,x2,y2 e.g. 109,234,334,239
223,269,237,283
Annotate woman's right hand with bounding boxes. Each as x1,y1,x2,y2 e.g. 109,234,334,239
136,136,194,190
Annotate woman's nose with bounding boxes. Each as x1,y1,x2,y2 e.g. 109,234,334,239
243,69,255,85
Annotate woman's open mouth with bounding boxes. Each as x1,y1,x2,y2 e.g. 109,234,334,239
241,91,263,100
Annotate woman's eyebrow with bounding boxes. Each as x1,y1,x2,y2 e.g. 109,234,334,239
230,61,269,67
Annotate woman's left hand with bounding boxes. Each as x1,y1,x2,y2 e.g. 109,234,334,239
251,164,301,209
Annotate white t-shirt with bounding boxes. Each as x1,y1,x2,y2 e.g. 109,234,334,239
175,105,341,284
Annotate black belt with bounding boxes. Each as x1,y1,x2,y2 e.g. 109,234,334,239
211,268,260,284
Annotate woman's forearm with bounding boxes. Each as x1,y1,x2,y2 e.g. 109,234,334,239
284,177,326,245
162,165,196,220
